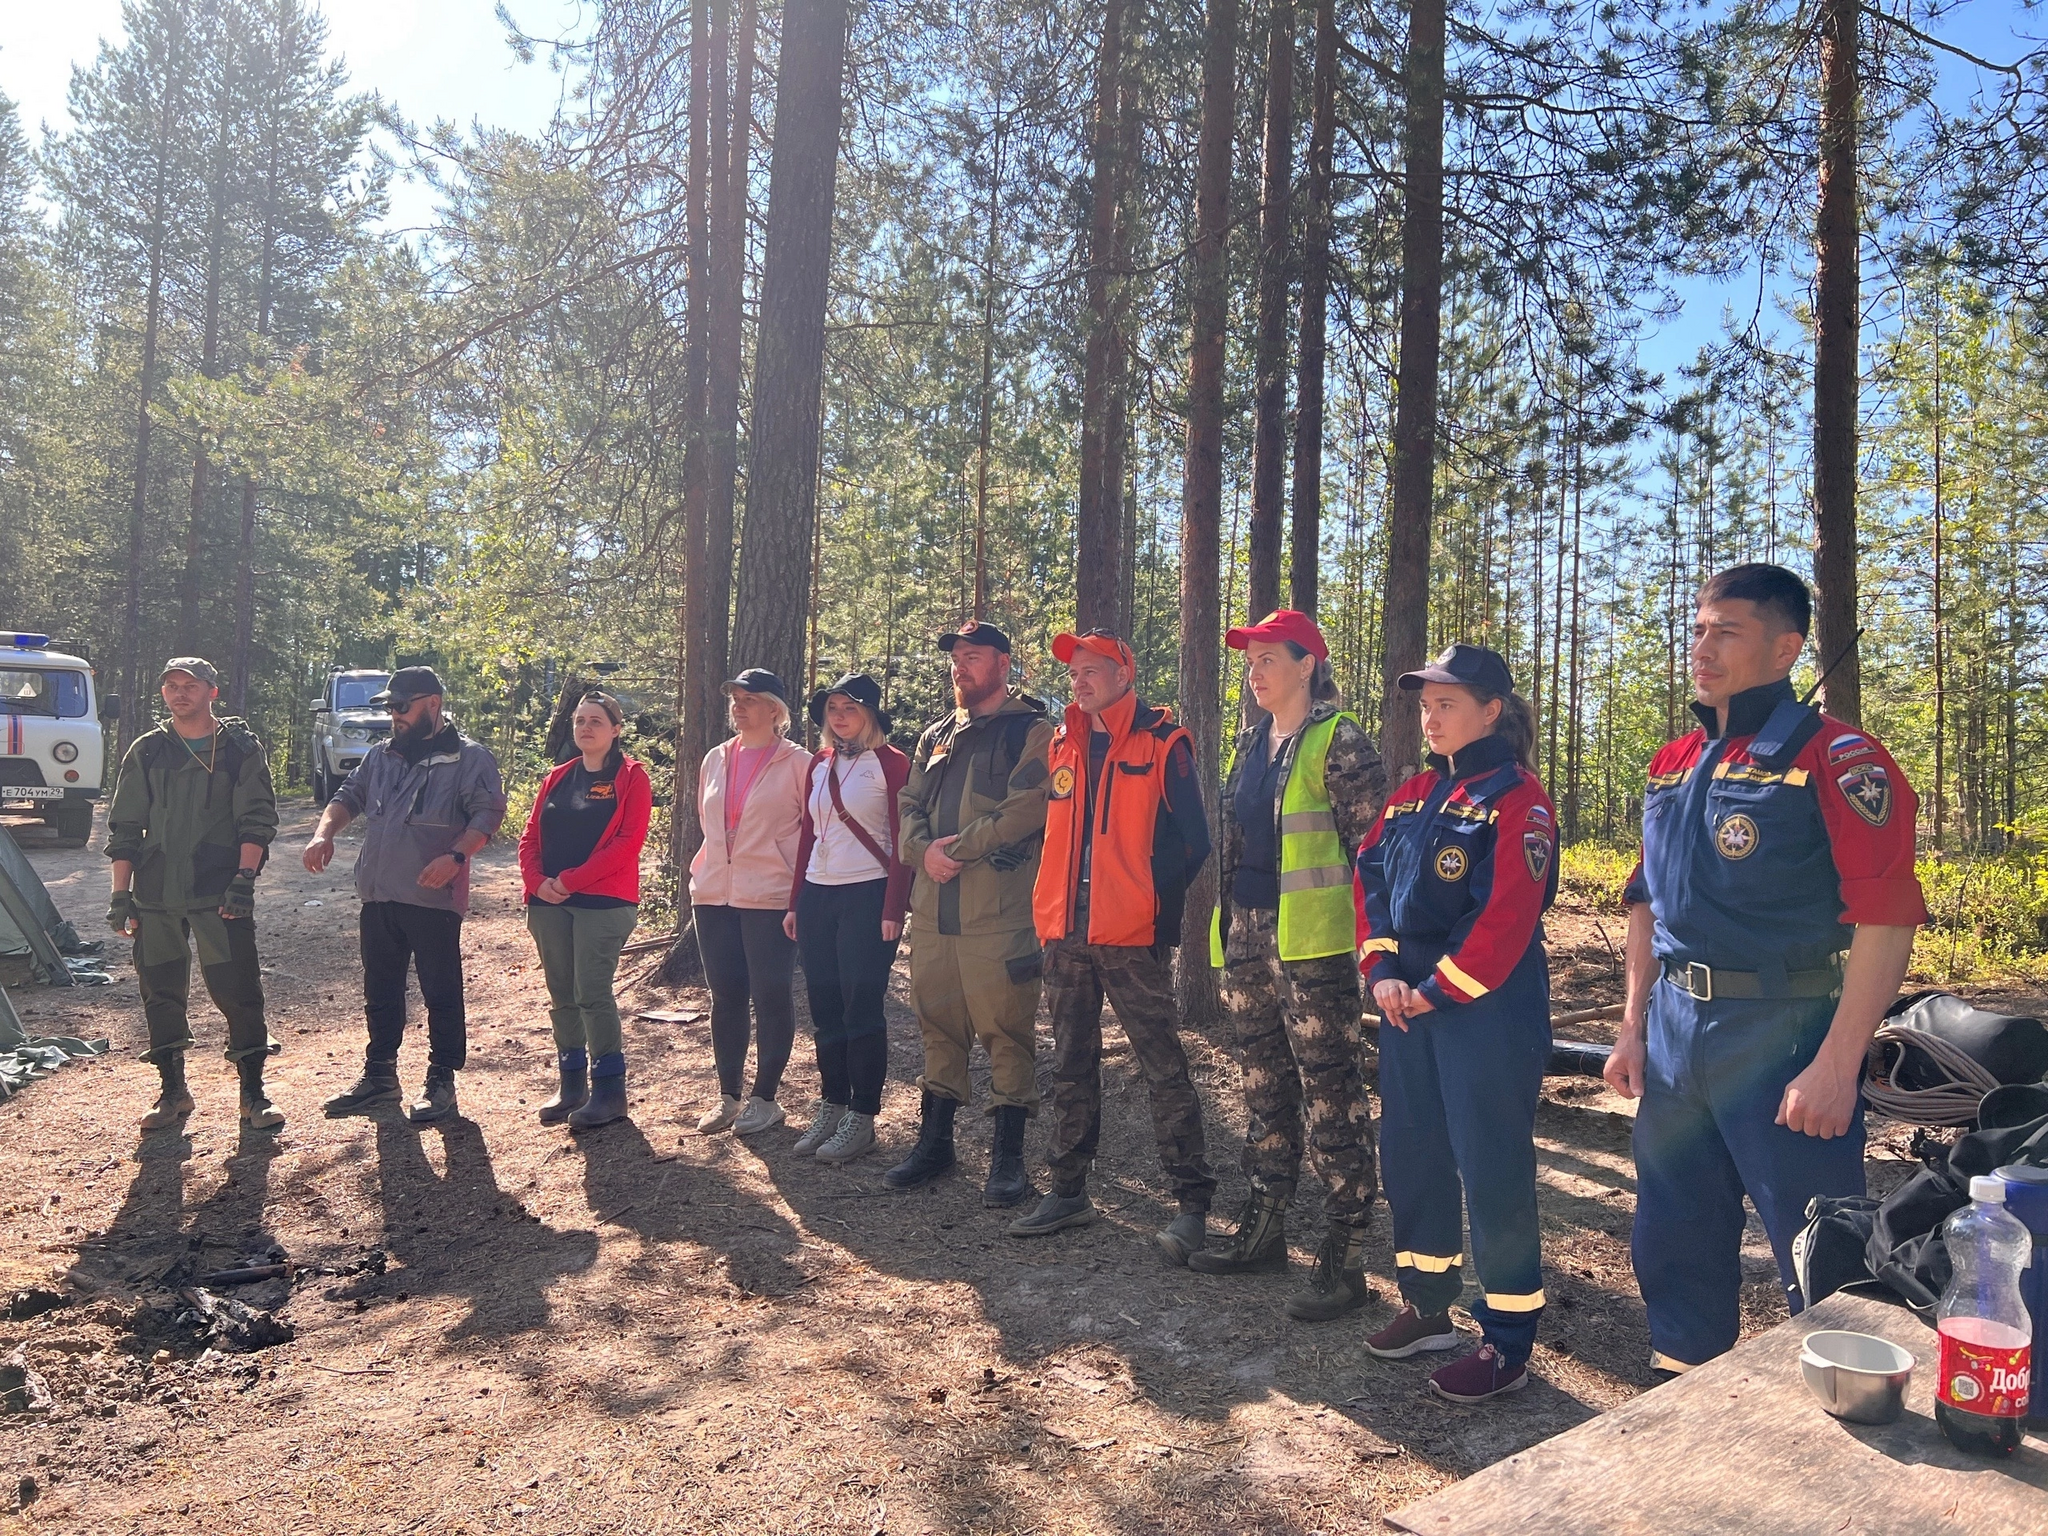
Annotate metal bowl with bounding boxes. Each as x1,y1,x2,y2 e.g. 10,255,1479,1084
1801,1329,1913,1425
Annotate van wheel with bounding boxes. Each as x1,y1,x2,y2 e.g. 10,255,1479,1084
52,801,94,848
311,767,330,805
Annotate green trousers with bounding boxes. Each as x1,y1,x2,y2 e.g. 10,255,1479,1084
133,912,275,1065
524,901,638,1060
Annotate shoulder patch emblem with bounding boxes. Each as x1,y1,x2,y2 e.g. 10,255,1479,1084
1836,763,1891,826
1715,813,1760,860
1827,731,1874,764
1523,831,1552,882
1049,764,1076,800
1434,846,1468,882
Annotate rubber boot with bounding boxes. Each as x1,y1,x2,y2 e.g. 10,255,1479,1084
140,1052,195,1130
1187,1192,1289,1275
884,1091,958,1189
237,1054,285,1130
569,1058,628,1131
1286,1222,1370,1321
981,1104,1030,1207
538,1051,589,1126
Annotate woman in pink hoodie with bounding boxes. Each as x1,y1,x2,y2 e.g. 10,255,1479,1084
688,669,811,1136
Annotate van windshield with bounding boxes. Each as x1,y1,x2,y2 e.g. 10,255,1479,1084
0,669,87,718
334,675,390,710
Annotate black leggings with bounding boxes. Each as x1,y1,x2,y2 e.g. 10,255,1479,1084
694,904,799,1101
795,878,900,1115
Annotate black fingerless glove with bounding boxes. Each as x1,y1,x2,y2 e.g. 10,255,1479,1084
108,890,137,934
221,870,257,920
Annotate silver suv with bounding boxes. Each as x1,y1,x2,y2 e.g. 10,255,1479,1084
307,669,391,803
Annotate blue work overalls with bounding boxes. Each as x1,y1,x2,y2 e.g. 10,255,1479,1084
1357,732,1558,1364
1629,680,1876,1371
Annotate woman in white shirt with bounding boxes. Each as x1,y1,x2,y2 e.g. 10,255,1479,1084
784,674,912,1163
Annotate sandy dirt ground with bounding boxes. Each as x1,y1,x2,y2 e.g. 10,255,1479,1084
0,802,1972,1534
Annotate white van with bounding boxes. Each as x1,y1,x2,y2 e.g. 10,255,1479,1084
0,632,114,847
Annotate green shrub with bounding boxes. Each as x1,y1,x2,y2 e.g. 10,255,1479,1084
1559,842,1637,909
1913,847,2048,980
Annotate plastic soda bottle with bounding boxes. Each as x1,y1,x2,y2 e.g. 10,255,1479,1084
1935,1174,2033,1456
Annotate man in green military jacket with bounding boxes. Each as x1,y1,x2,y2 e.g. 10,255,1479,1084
106,658,281,1132
888,621,1055,1205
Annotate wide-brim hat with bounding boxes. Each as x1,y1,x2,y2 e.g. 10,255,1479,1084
1398,643,1513,696
808,672,892,736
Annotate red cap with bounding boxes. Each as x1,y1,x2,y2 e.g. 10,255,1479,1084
1052,630,1135,670
1226,609,1329,661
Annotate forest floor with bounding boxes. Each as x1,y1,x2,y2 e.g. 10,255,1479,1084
0,801,1980,1535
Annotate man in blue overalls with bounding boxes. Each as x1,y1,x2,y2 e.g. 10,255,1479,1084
1606,564,1927,1375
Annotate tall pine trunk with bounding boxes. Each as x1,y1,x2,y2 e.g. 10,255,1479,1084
675,0,717,891
1176,0,1237,1027
180,35,236,654
1245,0,1294,623
1811,0,1861,724
731,0,850,691
1288,0,1335,619
1376,0,1446,781
707,0,755,674
1076,0,1126,632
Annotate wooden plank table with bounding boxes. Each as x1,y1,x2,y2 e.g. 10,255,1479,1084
1389,1291,2048,1536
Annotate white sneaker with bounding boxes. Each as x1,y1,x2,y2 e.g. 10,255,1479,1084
695,1095,742,1134
814,1110,875,1164
733,1095,786,1135
791,1100,846,1155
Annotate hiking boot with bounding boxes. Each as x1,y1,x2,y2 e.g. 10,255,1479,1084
814,1109,876,1164
1429,1344,1528,1403
407,1066,458,1124
733,1096,786,1135
1155,1209,1208,1266
1286,1223,1370,1322
884,1091,957,1189
324,1062,400,1117
792,1100,847,1155
1365,1305,1460,1360
538,1052,589,1125
140,1053,195,1130
1187,1192,1288,1275
237,1055,285,1131
695,1094,743,1135
982,1103,1030,1207
1007,1189,1095,1238
569,1071,628,1131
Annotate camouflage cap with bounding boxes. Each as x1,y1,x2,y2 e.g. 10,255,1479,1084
159,657,220,688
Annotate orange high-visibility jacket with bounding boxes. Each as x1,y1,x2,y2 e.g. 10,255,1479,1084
1033,689,1195,947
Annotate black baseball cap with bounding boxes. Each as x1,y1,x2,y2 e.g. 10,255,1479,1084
724,667,788,704
938,621,1011,654
370,665,445,707
1398,643,1514,696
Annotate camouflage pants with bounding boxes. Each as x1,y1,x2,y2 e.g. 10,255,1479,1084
1220,906,1378,1228
1042,938,1216,1211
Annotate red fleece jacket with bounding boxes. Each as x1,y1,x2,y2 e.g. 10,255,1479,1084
518,754,653,905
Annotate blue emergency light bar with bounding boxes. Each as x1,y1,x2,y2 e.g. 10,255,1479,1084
6,633,51,649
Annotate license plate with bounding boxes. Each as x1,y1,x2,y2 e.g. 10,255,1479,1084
10,787,64,800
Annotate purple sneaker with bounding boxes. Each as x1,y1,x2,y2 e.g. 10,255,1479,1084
1428,1343,1528,1403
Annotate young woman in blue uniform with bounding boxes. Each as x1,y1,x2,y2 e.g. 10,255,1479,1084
1355,644,1557,1403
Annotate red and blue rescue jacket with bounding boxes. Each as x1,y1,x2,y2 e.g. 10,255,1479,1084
1355,732,1558,1009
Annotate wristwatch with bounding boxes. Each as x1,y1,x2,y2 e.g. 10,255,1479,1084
236,867,260,879
447,849,468,866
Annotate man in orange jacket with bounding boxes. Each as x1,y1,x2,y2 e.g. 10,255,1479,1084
1009,630,1217,1260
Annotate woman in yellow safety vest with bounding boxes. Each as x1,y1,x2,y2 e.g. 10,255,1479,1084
1191,610,1389,1323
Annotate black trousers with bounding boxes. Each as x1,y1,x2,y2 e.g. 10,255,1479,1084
360,900,467,1071
796,878,900,1115
695,903,799,1101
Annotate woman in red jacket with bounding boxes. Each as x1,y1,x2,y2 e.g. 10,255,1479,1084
518,693,652,1130
785,674,912,1164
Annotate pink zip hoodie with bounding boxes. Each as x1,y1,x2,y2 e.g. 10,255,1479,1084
688,735,809,909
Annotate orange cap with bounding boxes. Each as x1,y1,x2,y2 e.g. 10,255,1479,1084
1052,630,1134,670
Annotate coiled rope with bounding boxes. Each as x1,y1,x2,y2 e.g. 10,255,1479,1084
1863,1021,2000,1126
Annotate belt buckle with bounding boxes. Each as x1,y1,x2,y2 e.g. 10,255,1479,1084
1684,962,1713,1003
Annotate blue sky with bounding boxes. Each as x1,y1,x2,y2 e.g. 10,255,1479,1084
2,0,2035,387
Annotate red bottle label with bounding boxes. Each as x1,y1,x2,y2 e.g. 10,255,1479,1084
1937,1326,2031,1419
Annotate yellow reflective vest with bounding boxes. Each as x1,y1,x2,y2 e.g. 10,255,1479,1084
1210,711,1358,964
